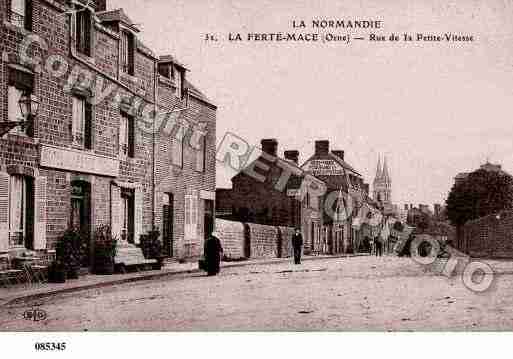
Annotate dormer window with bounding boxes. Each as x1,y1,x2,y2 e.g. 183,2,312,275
76,8,92,56
121,31,135,75
9,0,32,31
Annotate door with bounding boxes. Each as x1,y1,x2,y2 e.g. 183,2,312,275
163,193,174,257
70,181,91,267
204,200,214,240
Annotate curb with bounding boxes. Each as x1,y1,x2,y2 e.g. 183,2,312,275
1,253,367,307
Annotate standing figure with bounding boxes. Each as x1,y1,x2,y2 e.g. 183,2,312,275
292,228,303,264
204,231,224,276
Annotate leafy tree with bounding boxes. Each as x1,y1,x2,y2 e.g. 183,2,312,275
446,169,513,226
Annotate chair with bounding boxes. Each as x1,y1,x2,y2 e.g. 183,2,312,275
0,254,25,287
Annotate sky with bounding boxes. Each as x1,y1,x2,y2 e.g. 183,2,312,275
111,0,513,208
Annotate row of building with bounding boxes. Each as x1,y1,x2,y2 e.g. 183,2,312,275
216,139,392,255
0,0,216,264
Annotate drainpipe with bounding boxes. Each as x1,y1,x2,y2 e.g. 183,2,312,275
152,60,157,230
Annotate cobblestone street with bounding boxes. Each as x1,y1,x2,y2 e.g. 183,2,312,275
2,256,513,331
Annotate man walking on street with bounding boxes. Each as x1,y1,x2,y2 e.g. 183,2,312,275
292,228,303,264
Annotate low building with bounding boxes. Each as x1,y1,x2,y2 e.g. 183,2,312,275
216,139,325,253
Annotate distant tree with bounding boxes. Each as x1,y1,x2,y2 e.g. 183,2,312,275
446,169,513,226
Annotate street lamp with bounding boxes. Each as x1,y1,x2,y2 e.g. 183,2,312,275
18,92,40,130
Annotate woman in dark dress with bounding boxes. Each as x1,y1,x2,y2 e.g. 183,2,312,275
205,231,224,276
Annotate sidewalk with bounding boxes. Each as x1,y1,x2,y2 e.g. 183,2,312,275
0,253,364,307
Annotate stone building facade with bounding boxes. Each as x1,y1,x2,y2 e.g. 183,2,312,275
301,140,368,254
0,0,216,263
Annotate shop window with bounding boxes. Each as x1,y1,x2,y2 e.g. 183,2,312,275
119,112,135,158
75,8,92,57
71,96,92,149
8,175,34,249
121,31,135,75
8,68,34,136
9,0,32,31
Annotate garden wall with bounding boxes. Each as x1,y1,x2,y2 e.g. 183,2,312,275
215,219,294,259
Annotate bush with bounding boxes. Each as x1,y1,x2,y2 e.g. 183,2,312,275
93,225,117,275
55,229,82,279
139,229,164,270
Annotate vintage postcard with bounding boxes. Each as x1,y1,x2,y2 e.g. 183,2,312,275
1,0,513,353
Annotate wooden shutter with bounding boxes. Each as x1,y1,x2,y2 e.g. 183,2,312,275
84,102,93,149
33,176,47,250
128,34,135,75
128,116,135,158
25,0,33,32
110,184,122,240
0,172,10,251
133,187,143,244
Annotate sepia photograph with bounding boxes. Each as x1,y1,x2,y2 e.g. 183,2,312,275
0,0,513,349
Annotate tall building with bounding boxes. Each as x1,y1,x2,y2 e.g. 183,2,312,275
373,156,392,206
0,0,217,263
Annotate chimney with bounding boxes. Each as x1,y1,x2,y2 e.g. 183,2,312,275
284,150,299,164
332,150,345,160
261,139,278,157
94,0,107,12
315,140,330,155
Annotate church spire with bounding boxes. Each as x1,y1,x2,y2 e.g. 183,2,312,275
375,156,382,181
382,156,390,183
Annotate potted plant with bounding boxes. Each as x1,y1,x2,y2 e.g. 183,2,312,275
47,260,67,283
139,229,165,270
92,225,117,275
55,229,82,280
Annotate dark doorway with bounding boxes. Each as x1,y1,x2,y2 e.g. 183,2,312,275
204,200,214,240
163,193,174,257
70,181,91,267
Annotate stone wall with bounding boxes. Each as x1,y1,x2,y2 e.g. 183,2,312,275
215,219,245,259
214,219,296,260
458,210,513,258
